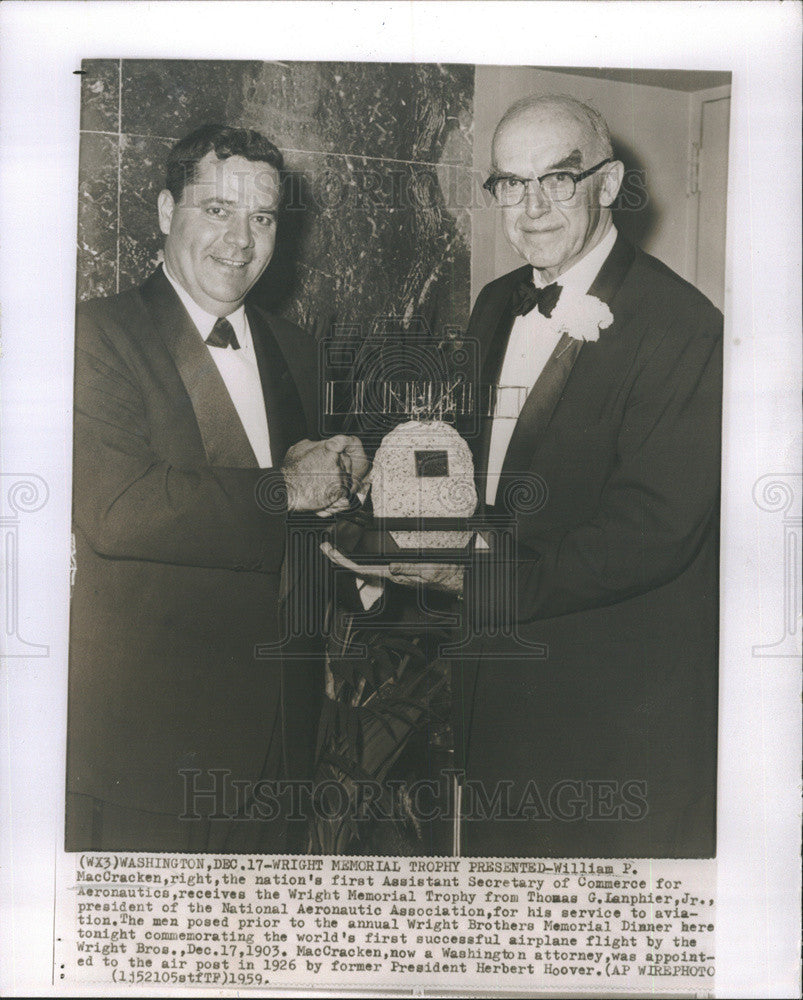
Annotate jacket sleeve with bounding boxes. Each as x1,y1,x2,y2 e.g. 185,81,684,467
72,303,291,573
510,309,723,622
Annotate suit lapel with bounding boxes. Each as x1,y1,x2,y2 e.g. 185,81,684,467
498,332,584,486
246,304,308,466
141,268,258,468
471,265,530,482
497,234,637,488
586,231,636,304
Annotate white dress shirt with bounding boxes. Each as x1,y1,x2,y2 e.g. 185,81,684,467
485,225,618,505
163,266,273,467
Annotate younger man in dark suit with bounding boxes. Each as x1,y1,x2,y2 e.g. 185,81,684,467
67,124,366,852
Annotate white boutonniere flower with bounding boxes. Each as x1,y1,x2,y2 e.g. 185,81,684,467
549,293,614,343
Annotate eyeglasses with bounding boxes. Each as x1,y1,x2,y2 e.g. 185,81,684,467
483,157,615,206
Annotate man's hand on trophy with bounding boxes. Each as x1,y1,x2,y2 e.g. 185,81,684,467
332,434,371,496
387,562,465,595
318,543,463,595
282,436,369,513
319,540,388,579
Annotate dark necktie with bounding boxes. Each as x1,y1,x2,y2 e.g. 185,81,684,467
510,278,562,318
206,316,240,350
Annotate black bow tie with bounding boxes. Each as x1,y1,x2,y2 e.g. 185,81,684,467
511,278,562,319
206,316,240,350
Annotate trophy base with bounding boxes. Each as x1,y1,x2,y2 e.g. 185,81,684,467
329,513,488,565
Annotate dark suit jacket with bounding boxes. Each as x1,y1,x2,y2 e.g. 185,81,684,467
454,235,722,858
67,268,320,834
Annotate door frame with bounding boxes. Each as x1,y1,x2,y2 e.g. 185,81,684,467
684,84,732,292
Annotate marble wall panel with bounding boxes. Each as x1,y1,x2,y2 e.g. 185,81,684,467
251,153,470,339
117,133,173,291
238,61,473,166
409,62,473,166
121,60,262,138
80,59,120,134
76,131,119,301
120,60,472,163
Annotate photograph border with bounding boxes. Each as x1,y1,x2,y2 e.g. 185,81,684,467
0,3,800,997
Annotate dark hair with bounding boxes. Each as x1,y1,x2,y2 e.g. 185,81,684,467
165,124,284,202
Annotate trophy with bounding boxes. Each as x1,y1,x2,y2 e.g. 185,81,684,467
321,328,481,563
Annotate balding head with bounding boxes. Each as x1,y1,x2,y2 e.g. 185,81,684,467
488,93,623,281
492,94,613,167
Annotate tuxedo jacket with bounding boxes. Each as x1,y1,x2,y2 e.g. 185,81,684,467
454,235,723,858
67,267,320,831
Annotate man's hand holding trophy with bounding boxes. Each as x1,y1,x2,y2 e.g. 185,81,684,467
308,388,478,595
281,434,371,514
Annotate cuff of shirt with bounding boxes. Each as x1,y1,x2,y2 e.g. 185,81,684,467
356,577,384,610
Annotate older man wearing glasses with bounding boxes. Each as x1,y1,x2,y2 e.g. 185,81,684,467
396,94,722,858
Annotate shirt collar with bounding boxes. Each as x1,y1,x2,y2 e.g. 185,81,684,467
533,224,618,293
162,263,248,348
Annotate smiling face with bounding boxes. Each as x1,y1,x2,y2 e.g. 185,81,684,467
158,151,280,315
492,103,622,282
